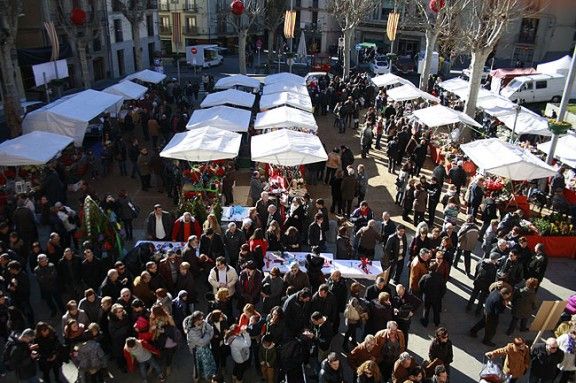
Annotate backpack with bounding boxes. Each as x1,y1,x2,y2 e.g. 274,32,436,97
2,336,17,371
344,300,360,323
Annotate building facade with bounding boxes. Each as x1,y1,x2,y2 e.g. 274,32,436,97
292,0,339,55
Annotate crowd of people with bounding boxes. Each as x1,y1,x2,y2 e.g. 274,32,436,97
0,69,574,383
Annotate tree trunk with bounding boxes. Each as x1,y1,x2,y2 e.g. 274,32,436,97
0,42,23,137
238,28,248,75
419,29,438,90
267,29,275,68
343,28,354,78
131,18,144,71
77,39,91,89
462,49,490,142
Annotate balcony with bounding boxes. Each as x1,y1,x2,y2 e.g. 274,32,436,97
159,25,172,35
183,26,198,36
183,1,199,12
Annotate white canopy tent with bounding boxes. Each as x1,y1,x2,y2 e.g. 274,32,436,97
264,72,305,86
251,129,327,166
412,105,482,128
537,55,572,76
452,85,493,101
460,138,556,180
371,73,413,88
254,106,318,132
124,69,167,84
186,106,251,132
214,74,261,90
22,89,123,146
262,82,309,96
386,84,440,103
103,80,148,100
200,89,256,109
496,108,551,137
438,78,470,93
0,131,74,166
260,91,313,113
537,134,576,164
160,126,241,162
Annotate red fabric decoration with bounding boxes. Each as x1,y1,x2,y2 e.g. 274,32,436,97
429,0,446,13
230,0,245,15
358,257,372,274
70,8,87,26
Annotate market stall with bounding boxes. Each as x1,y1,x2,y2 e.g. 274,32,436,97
124,69,167,84
537,134,576,165
264,72,305,86
262,83,309,96
0,131,74,166
214,74,261,90
251,129,327,166
412,104,482,129
438,77,470,93
22,89,124,146
186,105,251,132
371,73,413,88
160,126,241,162
103,80,148,101
200,89,256,109
259,91,313,113
254,105,318,132
386,84,440,103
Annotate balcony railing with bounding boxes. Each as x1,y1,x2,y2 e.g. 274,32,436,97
183,1,199,12
183,26,198,35
159,25,172,35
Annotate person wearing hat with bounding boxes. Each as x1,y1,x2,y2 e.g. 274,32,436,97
467,251,500,315
146,204,173,241
4,328,39,381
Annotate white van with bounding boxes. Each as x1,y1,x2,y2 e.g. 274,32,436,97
500,73,572,104
185,44,223,68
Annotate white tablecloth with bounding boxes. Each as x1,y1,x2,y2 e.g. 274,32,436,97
221,205,250,222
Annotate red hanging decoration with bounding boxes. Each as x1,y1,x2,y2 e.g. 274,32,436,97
70,8,87,26
230,0,245,15
429,0,446,13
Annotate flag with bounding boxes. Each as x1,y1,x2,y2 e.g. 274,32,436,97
43,21,60,61
172,12,181,47
387,12,400,42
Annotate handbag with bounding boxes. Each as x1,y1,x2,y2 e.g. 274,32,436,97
480,359,506,383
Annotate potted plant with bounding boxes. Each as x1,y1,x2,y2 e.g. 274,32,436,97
548,119,571,135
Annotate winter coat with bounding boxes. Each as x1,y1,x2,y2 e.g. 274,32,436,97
319,359,344,383
357,226,381,252
81,258,105,291
413,188,427,213
409,257,429,295
183,319,213,351
366,299,394,334
259,343,277,368
498,258,524,287
474,260,498,290
336,235,353,259
341,174,358,200
428,338,453,367
208,265,238,296
282,293,311,337
5,337,38,379
511,286,537,319
108,313,132,357
348,342,383,370
226,332,251,363
311,292,339,325
78,296,102,323
488,342,530,378
530,342,564,379
34,263,59,292
419,271,446,304
75,339,106,371
283,269,310,291
457,222,480,252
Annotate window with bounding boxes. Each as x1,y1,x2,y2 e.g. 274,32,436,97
522,82,533,91
147,15,154,36
518,18,539,44
160,16,171,34
114,19,123,42
535,81,547,89
185,17,197,34
117,49,125,76
92,37,102,52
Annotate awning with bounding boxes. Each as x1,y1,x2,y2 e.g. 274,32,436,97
22,89,124,146
537,134,576,162
103,80,148,100
371,73,412,88
452,85,493,101
412,105,482,128
200,89,256,109
264,72,305,86
124,69,167,84
386,84,440,102
537,55,572,76
460,138,556,180
251,129,327,166
0,131,74,166
262,82,309,96
438,78,469,93
260,91,313,113
160,126,241,162
214,74,261,90
186,105,251,132
254,106,318,132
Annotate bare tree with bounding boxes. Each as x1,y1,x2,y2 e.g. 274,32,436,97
221,0,264,74
399,0,469,90
0,0,25,137
328,0,380,78
262,0,286,68
55,0,104,89
113,0,147,72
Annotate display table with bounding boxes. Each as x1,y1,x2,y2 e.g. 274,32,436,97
221,205,250,222
263,251,383,280
135,241,187,252
525,235,576,259
429,144,445,165
563,188,576,205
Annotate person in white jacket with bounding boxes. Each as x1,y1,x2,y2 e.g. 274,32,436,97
557,328,576,383
224,324,252,383
208,257,238,297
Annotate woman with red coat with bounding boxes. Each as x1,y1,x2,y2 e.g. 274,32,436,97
172,212,201,242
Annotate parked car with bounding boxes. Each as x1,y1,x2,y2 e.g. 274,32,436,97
393,55,415,74
369,58,390,75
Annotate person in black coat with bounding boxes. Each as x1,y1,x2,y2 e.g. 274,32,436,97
311,284,338,332
529,338,564,382
57,248,83,301
308,213,326,251
365,277,393,302
413,140,427,176
327,271,347,334
306,247,326,291
108,304,132,371
383,225,408,285
282,289,312,337
448,161,467,195
380,212,397,249
199,228,225,260
35,322,64,383
425,178,442,227
467,177,485,220
498,250,524,288
428,327,454,375
418,262,446,327
387,135,399,174
145,204,173,241
392,284,421,347
365,292,394,335
469,287,512,347
7,261,33,325
319,352,344,383
340,145,355,170
100,269,123,300
467,253,499,315
80,248,104,292
4,329,38,381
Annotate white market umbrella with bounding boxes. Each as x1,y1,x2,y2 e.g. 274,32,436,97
297,30,307,58
264,72,305,86
200,89,256,109
254,106,318,132
160,126,241,162
262,82,309,96
251,129,328,166
387,84,440,103
413,105,482,128
214,74,261,90
124,69,166,84
538,134,576,161
371,73,412,88
438,78,469,93
460,138,556,180
103,80,148,100
186,106,251,132
260,91,313,113
0,131,74,166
